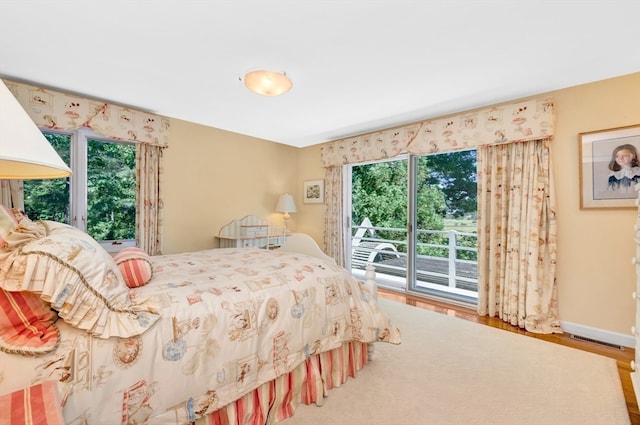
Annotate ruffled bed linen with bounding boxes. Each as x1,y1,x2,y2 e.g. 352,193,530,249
0,247,400,424
1,220,159,338
200,340,369,425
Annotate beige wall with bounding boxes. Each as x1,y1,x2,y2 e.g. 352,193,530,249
551,73,639,335
161,72,640,337
161,121,299,254
295,144,326,243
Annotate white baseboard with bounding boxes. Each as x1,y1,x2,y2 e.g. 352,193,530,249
561,320,634,349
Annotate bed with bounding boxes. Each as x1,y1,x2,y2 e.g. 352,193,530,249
0,210,401,425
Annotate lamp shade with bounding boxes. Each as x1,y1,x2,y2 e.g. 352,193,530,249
275,193,297,213
243,70,292,96
0,80,72,179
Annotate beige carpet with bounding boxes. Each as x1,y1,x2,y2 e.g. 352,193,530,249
282,298,630,425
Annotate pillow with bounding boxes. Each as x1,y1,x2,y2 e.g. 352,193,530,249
0,288,59,355
0,380,65,425
0,221,159,338
0,210,58,356
114,247,153,288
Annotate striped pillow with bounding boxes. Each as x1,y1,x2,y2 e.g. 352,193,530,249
0,289,59,355
0,380,64,425
114,247,153,288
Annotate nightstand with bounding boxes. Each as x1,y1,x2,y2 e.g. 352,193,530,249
216,234,287,249
217,215,288,249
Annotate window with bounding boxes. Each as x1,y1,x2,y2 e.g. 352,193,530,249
23,132,71,223
348,150,478,304
23,129,136,251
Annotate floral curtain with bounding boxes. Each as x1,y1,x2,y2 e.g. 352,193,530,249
2,79,170,147
321,97,554,166
0,181,23,209
136,144,164,255
323,166,345,267
476,138,561,333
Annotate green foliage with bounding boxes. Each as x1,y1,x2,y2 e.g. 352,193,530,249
24,133,71,223
352,160,410,228
351,151,477,258
424,150,477,218
86,140,136,240
352,158,445,253
456,233,478,261
23,133,136,241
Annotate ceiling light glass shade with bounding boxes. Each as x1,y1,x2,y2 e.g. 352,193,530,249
243,70,292,96
0,80,72,179
275,193,297,213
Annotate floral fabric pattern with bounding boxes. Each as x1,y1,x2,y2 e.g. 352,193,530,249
323,166,345,266
2,79,169,147
476,139,561,333
321,97,554,167
0,248,400,424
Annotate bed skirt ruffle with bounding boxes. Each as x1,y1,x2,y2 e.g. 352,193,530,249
198,341,369,425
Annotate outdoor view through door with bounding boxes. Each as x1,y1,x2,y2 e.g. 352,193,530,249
349,150,478,304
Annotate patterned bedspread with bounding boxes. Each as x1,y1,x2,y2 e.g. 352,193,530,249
0,247,400,424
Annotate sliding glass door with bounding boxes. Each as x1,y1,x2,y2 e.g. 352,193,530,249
347,150,478,305
349,156,409,291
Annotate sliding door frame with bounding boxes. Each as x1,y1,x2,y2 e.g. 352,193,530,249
346,154,477,309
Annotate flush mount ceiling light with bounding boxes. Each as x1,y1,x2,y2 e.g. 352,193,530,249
242,70,292,96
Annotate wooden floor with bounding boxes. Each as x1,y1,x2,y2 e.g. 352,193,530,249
377,288,640,425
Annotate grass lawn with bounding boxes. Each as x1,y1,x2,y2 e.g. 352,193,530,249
443,218,477,232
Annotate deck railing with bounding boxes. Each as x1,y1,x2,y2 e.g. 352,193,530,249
351,223,478,296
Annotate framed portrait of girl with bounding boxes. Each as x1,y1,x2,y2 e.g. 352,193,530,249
579,124,640,209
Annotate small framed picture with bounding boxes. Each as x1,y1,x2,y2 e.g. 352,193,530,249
579,124,640,209
303,179,324,204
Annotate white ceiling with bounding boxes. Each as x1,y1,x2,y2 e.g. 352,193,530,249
1,0,639,148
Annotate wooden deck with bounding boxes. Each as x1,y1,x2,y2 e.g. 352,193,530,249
353,253,478,292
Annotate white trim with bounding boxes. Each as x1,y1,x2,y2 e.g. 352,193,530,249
561,320,634,348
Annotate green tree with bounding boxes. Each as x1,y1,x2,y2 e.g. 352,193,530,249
351,151,477,258
424,150,477,218
352,158,446,253
23,133,71,223
419,151,478,258
23,133,136,241
87,140,136,240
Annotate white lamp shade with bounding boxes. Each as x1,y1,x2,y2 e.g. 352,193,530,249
0,80,72,179
275,193,297,213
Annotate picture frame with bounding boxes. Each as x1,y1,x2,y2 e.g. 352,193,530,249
579,124,640,209
303,179,324,204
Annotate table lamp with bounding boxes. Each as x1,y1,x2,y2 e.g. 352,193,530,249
275,193,296,233
0,80,71,179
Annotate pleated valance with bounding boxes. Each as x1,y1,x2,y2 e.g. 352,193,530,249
321,97,554,167
2,79,170,147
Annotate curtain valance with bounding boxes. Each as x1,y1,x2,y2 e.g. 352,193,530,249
3,79,169,147
321,97,554,167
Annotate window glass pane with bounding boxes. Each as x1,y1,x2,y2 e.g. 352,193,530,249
87,139,136,241
350,150,478,302
23,133,71,223
417,150,478,260
352,158,408,250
